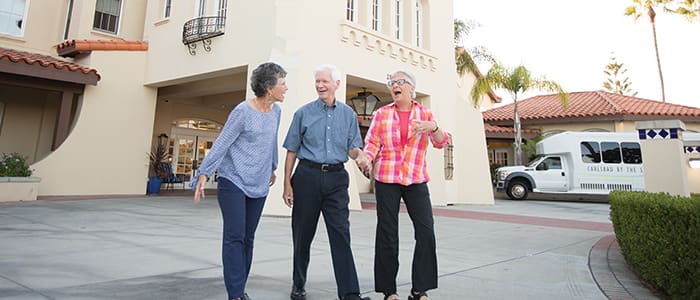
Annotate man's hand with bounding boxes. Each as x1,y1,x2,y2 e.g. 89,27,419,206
283,182,294,207
355,152,372,178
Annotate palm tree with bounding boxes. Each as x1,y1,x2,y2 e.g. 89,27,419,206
603,53,638,96
624,0,672,102
454,19,494,76
471,63,569,165
670,0,699,22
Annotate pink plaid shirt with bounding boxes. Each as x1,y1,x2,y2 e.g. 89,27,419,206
364,101,450,186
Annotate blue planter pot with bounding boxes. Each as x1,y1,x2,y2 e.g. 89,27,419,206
147,177,163,195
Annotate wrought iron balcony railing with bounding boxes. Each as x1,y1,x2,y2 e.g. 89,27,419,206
182,16,226,55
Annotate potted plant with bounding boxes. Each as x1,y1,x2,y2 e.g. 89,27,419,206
0,152,41,202
147,140,170,195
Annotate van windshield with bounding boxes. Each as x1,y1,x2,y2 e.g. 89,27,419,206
526,155,544,167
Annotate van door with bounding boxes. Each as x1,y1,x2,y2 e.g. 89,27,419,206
533,156,568,192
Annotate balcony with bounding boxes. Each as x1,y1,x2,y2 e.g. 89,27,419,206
182,16,226,55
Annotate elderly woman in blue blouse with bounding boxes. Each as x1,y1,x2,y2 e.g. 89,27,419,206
192,62,287,300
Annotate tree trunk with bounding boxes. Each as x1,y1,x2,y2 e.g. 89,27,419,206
648,7,666,102
513,100,522,166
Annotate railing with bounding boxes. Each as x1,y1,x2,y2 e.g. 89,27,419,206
182,16,226,55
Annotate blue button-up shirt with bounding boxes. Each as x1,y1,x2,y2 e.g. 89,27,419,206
283,98,363,164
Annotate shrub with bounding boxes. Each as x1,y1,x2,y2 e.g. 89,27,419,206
0,153,32,177
609,191,700,299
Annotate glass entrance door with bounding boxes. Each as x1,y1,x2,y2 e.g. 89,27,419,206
172,134,218,189
194,136,217,188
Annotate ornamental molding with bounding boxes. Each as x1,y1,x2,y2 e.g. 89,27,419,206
340,21,437,72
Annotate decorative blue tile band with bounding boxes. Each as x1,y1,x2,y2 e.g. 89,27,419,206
638,128,680,140
685,146,700,153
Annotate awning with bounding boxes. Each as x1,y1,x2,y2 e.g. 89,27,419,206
0,47,100,85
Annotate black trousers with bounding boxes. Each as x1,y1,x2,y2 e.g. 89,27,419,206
374,181,437,295
291,163,360,298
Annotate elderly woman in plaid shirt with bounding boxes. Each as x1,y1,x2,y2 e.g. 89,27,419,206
363,70,449,300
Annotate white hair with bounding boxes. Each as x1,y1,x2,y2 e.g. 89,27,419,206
314,64,342,81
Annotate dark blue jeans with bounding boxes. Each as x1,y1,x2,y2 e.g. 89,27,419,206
290,163,360,299
217,177,266,299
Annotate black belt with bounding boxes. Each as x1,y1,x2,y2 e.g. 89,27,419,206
299,159,344,172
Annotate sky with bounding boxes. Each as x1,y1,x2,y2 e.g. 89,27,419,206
453,0,700,108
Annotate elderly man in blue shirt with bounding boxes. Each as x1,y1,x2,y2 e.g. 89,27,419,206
282,64,371,300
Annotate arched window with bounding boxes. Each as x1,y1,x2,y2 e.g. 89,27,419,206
415,1,423,47
174,119,223,131
372,0,381,31
394,0,402,40
346,0,356,22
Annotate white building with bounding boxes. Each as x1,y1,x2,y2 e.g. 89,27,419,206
0,0,494,213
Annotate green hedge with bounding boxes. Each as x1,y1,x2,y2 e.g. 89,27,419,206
609,191,700,299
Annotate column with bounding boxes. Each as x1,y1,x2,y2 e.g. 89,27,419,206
636,120,689,197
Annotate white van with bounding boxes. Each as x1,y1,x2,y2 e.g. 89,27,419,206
494,131,700,200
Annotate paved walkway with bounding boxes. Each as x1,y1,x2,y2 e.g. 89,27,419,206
0,195,661,299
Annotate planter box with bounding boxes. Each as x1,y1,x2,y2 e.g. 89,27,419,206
0,177,41,202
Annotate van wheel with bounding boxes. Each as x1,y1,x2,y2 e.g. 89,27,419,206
506,179,529,200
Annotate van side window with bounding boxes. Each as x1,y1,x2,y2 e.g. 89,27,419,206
580,141,601,163
621,142,643,164
601,142,622,164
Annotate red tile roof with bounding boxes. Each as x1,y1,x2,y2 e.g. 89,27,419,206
484,123,540,139
0,47,100,84
57,39,148,57
482,90,700,124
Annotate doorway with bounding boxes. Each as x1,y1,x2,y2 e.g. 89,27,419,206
169,125,221,189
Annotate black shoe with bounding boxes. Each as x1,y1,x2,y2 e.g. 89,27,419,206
242,293,252,300
290,286,306,300
341,294,371,300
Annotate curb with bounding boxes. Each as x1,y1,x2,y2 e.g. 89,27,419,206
589,235,662,300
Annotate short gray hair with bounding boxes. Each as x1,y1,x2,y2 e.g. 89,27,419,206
389,70,417,98
314,64,342,81
250,62,287,97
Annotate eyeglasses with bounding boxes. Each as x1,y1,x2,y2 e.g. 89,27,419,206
387,79,412,87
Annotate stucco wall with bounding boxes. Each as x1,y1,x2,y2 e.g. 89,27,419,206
32,50,157,196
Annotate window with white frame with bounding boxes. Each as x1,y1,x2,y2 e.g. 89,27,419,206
346,0,356,22
0,0,28,36
93,0,122,34
394,0,402,40
216,0,227,29
163,0,172,18
217,0,227,17
415,1,423,47
489,149,509,166
372,0,381,31
196,0,206,17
